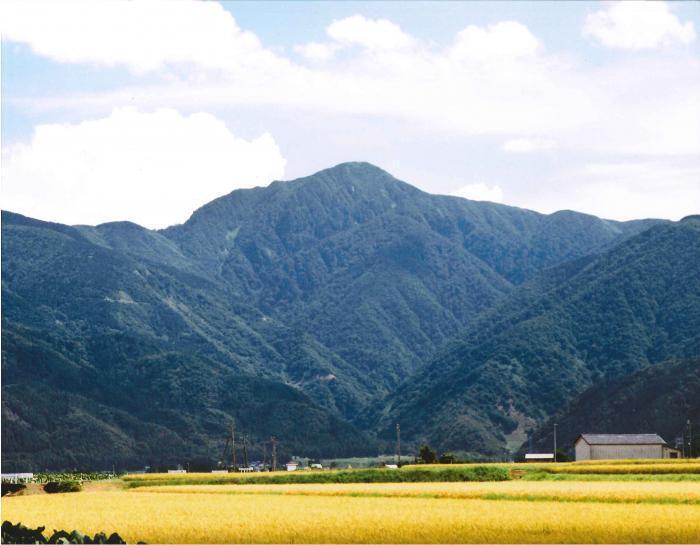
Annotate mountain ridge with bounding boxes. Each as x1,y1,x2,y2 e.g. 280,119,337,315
4,161,691,470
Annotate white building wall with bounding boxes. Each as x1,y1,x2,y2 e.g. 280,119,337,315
589,444,664,460
574,440,591,461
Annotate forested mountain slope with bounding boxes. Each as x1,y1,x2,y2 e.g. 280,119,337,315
371,216,700,456
163,162,656,395
1,162,674,468
526,357,700,458
1,212,372,470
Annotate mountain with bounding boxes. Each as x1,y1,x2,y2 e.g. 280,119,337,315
371,216,700,457
163,162,656,399
1,212,373,470
1,162,674,469
525,357,700,458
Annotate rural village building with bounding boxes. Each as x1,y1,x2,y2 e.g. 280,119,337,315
574,434,681,460
525,453,554,462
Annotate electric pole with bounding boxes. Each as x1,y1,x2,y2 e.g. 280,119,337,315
231,420,237,469
271,436,278,471
243,434,249,468
396,423,401,466
553,423,558,462
689,420,694,459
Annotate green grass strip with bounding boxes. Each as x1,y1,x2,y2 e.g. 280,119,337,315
125,466,510,488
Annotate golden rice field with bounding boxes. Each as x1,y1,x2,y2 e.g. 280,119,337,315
4,479,700,543
133,480,700,504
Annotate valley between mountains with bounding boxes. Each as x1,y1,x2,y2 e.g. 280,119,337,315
2,162,698,470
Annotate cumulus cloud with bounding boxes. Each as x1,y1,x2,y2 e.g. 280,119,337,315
3,1,699,171
294,15,414,62
583,1,696,50
294,42,340,62
502,138,556,153
451,21,540,63
2,108,286,228
452,183,504,203
326,15,415,51
0,0,282,74
517,161,700,221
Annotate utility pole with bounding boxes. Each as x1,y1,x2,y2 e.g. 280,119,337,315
271,436,278,471
231,420,237,469
689,420,694,459
243,434,249,468
528,429,533,454
396,423,401,466
553,423,558,462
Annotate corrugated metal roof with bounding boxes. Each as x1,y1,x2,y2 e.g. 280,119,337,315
579,433,667,445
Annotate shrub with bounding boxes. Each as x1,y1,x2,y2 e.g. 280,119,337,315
44,481,82,494
1,521,130,544
1,483,26,496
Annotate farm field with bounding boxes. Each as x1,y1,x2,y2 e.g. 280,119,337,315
4,461,700,544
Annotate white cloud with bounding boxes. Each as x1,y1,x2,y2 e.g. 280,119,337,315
0,0,282,74
452,183,504,203
326,15,414,51
451,21,540,63
502,138,556,153
294,15,413,62
294,42,340,62
583,1,696,50
1,108,286,228
517,162,700,221
3,3,699,162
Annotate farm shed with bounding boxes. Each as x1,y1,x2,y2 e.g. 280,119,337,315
1,473,34,483
574,434,681,460
525,453,554,463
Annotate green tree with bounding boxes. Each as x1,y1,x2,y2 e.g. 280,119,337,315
418,444,437,464
438,452,456,464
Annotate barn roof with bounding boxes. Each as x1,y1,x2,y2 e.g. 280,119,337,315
578,433,667,445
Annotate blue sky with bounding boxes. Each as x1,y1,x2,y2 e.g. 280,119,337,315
2,1,699,228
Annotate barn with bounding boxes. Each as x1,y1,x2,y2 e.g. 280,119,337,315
574,433,681,461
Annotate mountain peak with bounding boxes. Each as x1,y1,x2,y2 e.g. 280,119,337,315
284,161,402,189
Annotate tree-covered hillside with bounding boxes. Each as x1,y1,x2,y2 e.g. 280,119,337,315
371,216,700,456
164,162,656,396
1,212,373,470
525,358,700,458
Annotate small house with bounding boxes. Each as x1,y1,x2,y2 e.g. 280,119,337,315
286,462,299,471
574,434,681,460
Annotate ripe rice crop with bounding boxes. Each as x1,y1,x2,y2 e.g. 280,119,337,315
132,480,700,505
547,463,700,474
404,460,700,475
572,459,700,465
3,487,700,543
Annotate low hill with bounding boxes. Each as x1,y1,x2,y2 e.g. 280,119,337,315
371,217,700,456
526,357,700,458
